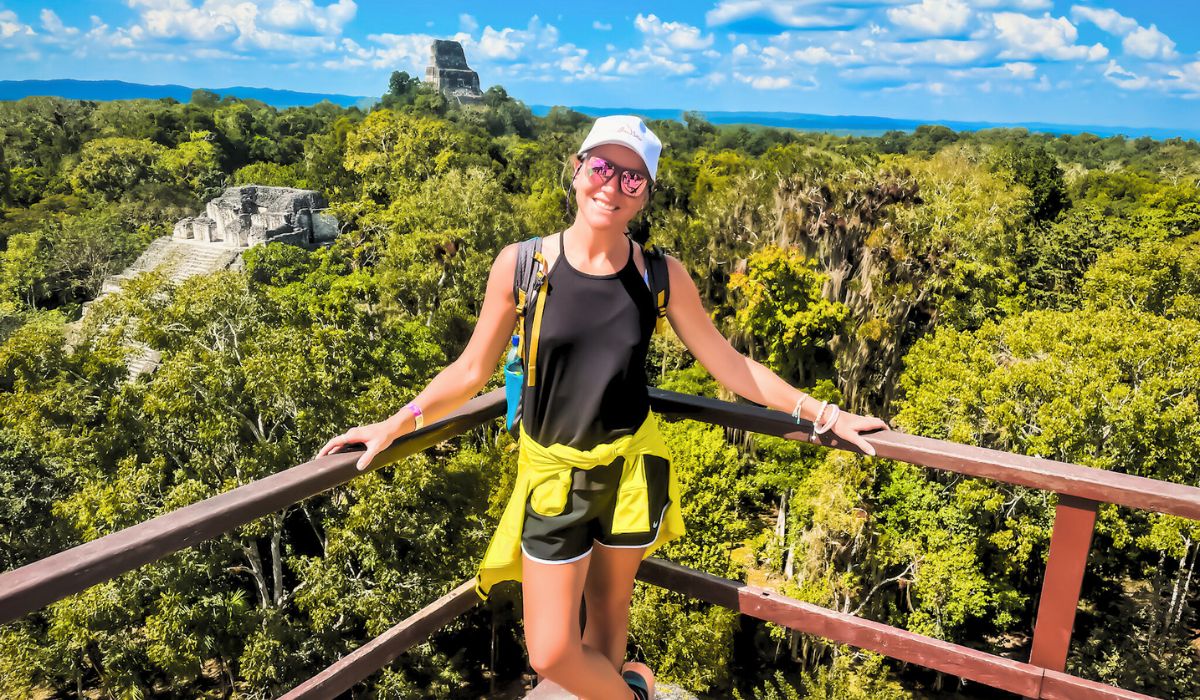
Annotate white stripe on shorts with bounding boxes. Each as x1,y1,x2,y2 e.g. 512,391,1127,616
521,542,594,564
594,500,671,549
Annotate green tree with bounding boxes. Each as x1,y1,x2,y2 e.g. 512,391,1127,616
69,137,169,200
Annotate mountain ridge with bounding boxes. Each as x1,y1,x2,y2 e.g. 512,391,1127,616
0,78,1194,140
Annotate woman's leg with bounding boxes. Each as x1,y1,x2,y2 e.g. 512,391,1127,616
522,550,634,700
581,541,647,669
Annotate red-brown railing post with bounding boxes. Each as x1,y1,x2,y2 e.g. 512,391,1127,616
1028,494,1100,673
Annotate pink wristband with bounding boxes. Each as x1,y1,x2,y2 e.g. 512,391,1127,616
404,402,424,430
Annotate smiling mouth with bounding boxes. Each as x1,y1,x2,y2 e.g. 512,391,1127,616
593,198,619,212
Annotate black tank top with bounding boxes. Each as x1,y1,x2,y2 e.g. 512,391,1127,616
521,232,657,450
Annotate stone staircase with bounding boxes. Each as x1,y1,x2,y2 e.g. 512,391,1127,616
100,237,242,295
81,237,244,378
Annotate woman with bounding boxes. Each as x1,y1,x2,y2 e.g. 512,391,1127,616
319,115,888,699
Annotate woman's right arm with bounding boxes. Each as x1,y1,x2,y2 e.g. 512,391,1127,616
318,242,521,470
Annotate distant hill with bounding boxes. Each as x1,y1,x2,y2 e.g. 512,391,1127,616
2,79,1193,141
532,104,1200,142
0,78,371,109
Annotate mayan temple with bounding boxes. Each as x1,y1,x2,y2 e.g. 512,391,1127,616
425,39,484,103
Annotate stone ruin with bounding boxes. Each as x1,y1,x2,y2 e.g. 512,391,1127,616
172,186,338,249
81,185,341,378
425,39,484,104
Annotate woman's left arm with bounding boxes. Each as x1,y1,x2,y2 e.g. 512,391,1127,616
662,255,889,456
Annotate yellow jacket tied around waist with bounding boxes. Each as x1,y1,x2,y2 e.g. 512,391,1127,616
475,411,685,601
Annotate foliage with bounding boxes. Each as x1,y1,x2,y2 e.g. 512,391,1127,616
2,85,1200,698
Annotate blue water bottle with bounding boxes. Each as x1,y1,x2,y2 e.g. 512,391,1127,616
504,335,523,434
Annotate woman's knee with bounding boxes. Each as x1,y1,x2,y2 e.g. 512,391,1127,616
527,637,582,677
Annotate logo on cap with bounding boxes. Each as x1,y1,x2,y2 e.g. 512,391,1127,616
617,125,644,142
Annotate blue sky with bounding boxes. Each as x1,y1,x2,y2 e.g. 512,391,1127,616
0,1,1196,129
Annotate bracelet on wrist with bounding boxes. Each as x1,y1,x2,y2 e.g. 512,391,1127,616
814,404,840,435
404,402,424,430
791,395,807,423
813,401,829,428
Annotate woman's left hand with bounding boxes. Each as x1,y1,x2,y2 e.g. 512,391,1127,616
827,410,890,457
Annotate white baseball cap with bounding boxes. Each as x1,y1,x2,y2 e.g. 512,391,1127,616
578,115,662,181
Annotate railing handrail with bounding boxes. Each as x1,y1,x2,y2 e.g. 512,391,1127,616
5,386,1200,623
0,390,506,625
651,388,1200,520
4,386,1199,700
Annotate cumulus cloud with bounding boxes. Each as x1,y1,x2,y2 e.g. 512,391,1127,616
617,45,696,76
947,61,1037,79
459,14,478,33
734,71,793,89
992,12,1107,61
1164,62,1200,96
0,10,35,40
839,64,913,84
883,80,951,95
119,0,355,52
592,20,612,31
475,15,559,61
966,0,1051,8
634,13,712,51
1122,24,1176,61
40,9,78,36
1069,6,1137,35
259,0,356,34
685,71,727,87
1103,59,1150,90
706,1,863,30
877,38,988,65
887,0,972,37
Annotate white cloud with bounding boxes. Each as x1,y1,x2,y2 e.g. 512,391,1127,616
475,15,559,61
1122,24,1176,61
259,0,356,34
1,9,37,40
617,45,696,76
685,71,727,87
839,65,912,83
992,12,1108,61
1069,6,1137,35
878,38,988,65
887,0,972,37
1103,59,1150,90
948,61,1037,79
459,13,478,34
734,71,793,90
706,1,864,30
118,0,354,52
966,0,1050,8
1164,62,1200,96
478,26,522,59
883,80,951,95
592,20,612,31
40,9,78,36
634,13,712,51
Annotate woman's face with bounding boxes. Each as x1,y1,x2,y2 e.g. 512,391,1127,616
571,143,651,232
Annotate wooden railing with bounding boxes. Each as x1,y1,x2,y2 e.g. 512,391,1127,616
2,387,1198,699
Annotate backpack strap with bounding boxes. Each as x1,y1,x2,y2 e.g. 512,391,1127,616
512,236,550,385
641,242,670,328
513,236,541,317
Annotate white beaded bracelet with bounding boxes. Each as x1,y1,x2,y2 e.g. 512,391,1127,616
812,401,828,428
791,395,807,423
814,404,841,435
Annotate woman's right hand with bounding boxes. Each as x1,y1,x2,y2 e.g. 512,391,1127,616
318,416,408,471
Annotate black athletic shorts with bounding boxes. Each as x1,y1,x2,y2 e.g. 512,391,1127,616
521,454,672,564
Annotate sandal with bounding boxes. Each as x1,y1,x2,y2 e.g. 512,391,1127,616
622,669,651,700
